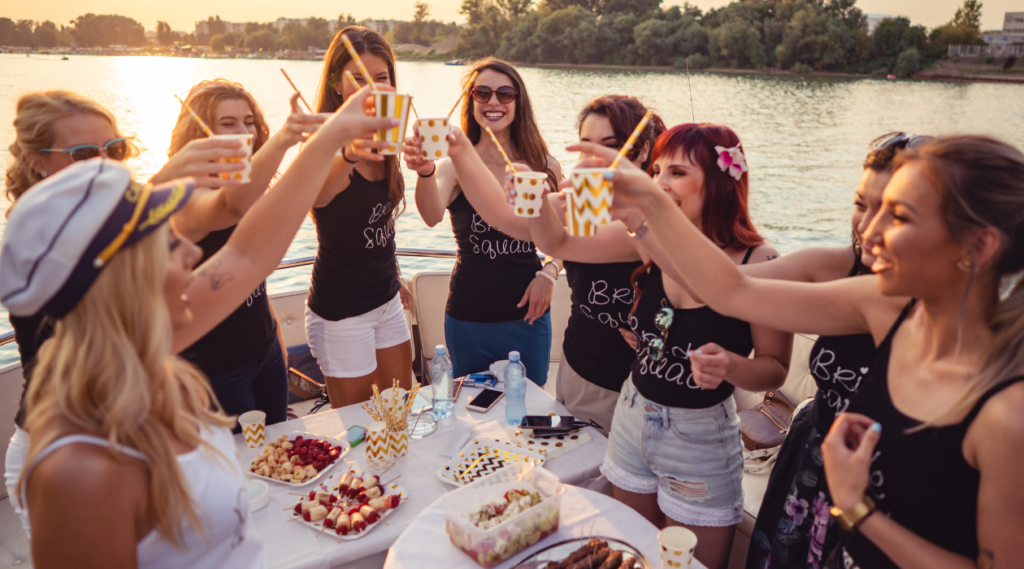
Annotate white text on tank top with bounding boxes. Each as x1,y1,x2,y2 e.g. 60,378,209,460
468,213,535,259
810,347,869,417
629,310,704,391
580,279,633,329
364,201,395,249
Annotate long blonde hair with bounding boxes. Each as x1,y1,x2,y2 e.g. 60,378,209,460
19,225,233,545
899,135,1024,427
5,91,138,204
169,79,270,157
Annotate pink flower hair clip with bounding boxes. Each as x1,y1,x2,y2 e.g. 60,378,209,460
715,145,748,180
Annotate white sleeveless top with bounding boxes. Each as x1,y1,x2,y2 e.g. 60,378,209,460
22,427,268,569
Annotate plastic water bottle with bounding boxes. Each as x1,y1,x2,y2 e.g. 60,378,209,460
430,345,455,418
504,351,528,426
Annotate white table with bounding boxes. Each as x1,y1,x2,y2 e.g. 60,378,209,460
234,380,609,569
384,486,707,569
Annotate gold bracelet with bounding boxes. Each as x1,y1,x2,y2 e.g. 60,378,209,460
830,496,876,531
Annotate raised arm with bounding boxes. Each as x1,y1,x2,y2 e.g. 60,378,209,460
172,86,397,353
404,126,457,227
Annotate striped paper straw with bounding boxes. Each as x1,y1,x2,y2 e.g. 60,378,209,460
344,70,361,92
340,34,378,93
609,110,654,169
280,68,313,112
484,127,516,174
448,71,479,118
173,93,214,137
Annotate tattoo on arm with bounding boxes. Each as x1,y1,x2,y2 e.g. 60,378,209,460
978,549,995,569
197,261,235,291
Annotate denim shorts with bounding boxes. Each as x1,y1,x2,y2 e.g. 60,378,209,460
601,375,744,527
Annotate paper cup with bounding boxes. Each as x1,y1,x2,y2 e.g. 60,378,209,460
375,92,412,155
567,167,613,236
239,410,266,448
512,172,547,217
365,421,395,473
658,526,697,569
418,117,450,160
387,425,410,457
215,134,254,183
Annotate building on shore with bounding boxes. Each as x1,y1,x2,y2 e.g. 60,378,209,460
360,19,400,35
195,20,247,37
273,18,340,33
950,11,1024,57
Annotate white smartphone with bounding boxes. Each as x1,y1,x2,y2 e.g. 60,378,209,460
465,388,504,413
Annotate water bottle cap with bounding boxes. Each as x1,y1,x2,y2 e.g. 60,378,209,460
434,345,447,356
509,351,520,362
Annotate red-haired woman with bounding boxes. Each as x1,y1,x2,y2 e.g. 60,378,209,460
523,124,792,569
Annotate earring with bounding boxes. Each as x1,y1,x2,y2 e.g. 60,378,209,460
38,170,47,178
957,259,973,272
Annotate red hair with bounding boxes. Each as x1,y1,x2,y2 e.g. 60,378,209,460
651,123,764,249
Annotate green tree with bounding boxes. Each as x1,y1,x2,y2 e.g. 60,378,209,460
456,0,510,56
634,19,677,65
894,46,920,76
412,1,432,45
596,11,640,64
529,6,600,63
245,29,279,52
223,31,238,47
70,14,146,47
337,14,357,28
12,19,35,46
34,21,59,48
709,18,766,68
774,5,854,71
210,34,226,51
952,0,983,31
156,20,173,46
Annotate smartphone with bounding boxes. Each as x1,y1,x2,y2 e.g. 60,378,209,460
520,415,576,431
465,373,498,388
346,425,366,447
466,388,504,413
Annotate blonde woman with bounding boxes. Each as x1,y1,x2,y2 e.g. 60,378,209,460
0,86,395,566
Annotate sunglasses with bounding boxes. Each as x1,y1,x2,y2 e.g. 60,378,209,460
40,138,130,163
471,86,517,104
647,307,675,362
872,132,933,152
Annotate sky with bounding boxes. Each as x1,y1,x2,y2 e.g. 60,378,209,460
3,0,1019,34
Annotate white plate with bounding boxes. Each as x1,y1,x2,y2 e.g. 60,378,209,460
246,432,351,487
247,479,270,512
289,484,408,541
436,435,547,487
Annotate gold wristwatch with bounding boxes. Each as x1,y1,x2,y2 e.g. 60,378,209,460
830,496,876,531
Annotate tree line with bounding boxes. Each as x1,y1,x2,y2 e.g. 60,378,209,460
0,15,144,48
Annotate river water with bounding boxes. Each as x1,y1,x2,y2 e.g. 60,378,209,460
1,53,1023,365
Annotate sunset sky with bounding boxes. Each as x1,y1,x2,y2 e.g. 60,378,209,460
3,0,1018,34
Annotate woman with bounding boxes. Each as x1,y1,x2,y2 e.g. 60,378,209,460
167,79,324,426
305,26,413,407
405,57,562,385
520,123,792,569
745,133,931,568
584,135,1024,568
3,89,252,533
0,85,395,566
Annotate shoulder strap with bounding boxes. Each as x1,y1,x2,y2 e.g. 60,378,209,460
741,247,755,265
963,375,1024,426
879,299,917,348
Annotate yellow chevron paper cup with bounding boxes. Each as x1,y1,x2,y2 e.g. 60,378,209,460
567,167,613,236
513,172,548,217
417,117,450,160
658,526,697,568
387,425,410,458
239,410,266,448
215,134,254,183
365,421,395,473
374,92,412,156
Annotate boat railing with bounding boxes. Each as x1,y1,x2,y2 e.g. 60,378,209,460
0,246,461,349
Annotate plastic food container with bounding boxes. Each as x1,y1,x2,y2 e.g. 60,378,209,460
440,462,564,568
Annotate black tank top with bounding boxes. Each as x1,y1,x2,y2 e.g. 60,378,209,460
308,169,400,321
179,226,276,377
845,301,1024,568
807,333,876,431
10,312,53,428
445,191,543,323
628,260,754,408
562,260,642,392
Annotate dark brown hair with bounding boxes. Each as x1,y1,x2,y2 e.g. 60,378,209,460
314,25,404,218
169,79,270,157
461,58,557,189
576,95,666,171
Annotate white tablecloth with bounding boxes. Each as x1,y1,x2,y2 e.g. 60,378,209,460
234,380,609,569
384,486,707,569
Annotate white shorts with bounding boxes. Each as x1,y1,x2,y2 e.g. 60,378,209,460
305,293,411,378
5,425,32,536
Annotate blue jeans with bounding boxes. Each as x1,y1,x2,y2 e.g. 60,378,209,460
207,338,288,431
444,313,552,386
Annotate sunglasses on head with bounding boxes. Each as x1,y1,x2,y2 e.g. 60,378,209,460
40,138,130,163
471,85,517,105
872,132,933,152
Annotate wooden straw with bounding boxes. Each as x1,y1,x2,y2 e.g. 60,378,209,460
448,71,478,118
340,34,377,93
609,110,654,169
484,127,516,174
173,93,214,137
280,68,313,112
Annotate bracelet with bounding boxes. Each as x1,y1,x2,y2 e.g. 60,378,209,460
831,496,876,531
628,219,648,240
341,147,357,164
418,163,436,178
535,270,557,286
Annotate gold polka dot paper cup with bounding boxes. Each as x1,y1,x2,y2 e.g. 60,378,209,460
658,526,697,569
215,134,254,183
374,92,412,156
512,172,548,217
239,410,266,449
417,117,450,160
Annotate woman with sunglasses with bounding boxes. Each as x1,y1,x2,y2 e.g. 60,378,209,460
3,89,252,533
583,134,1024,569
162,79,327,428
517,124,792,569
404,57,562,386
304,26,413,407
1,85,394,566
744,133,930,569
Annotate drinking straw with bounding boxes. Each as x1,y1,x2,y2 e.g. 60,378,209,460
484,127,516,174
340,34,377,93
609,110,654,169
447,71,478,118
280,68,313,113
173,93,214,137
344,70,361,92
410,101,420,120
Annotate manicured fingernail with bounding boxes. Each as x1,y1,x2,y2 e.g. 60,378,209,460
604,171,614,180
872,422,882,433
508,199,514,205
695,349,703,355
